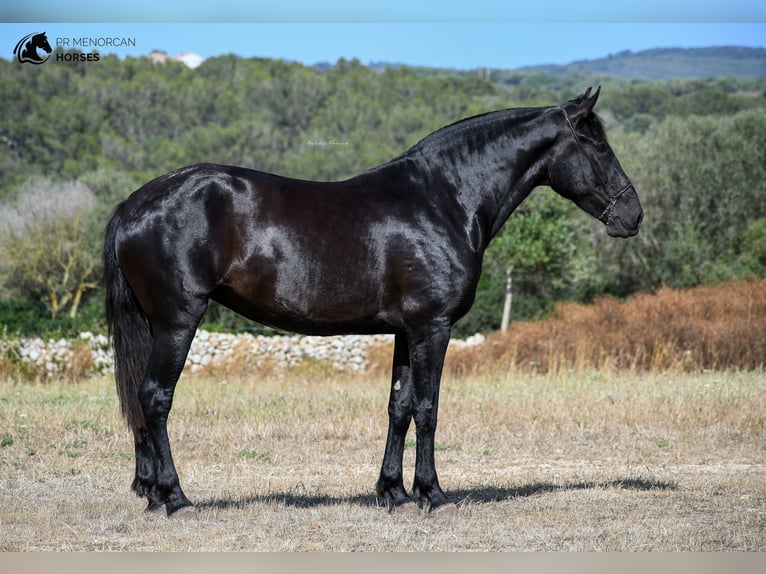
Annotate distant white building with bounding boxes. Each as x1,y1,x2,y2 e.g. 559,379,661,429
148,50,205,68
176,52,205,69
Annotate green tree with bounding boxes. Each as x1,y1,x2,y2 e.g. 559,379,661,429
581,108,766,297
737,218,766,277
486,191,577,331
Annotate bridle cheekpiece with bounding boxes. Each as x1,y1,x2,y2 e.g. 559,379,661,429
560,106,634,226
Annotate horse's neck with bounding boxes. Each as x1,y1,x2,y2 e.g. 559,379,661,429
412,107,556,247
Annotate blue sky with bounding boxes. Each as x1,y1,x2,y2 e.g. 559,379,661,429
1,2,765,70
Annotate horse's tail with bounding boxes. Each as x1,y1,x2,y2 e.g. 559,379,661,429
103,205,151,436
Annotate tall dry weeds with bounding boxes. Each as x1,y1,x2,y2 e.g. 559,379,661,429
445,279,766,376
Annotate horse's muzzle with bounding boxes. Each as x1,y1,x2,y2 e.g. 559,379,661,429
606,185,643,238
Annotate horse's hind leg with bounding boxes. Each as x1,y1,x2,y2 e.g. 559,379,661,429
134,304,206,517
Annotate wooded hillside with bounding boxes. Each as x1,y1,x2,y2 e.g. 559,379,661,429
1,49,765,338
513,46,766,79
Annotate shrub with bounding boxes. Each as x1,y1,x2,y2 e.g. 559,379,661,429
0,179,98,318
444,279,766,375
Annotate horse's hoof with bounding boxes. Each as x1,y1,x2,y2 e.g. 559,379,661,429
429,502,458,518
168,505,197,520
390,501,420,516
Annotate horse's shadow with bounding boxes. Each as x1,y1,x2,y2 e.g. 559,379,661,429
196,477,677,512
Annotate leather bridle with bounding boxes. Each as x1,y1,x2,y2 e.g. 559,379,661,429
560,106,634,226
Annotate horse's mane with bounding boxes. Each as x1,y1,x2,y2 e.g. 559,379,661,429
409,107,540,155
364,94,606,176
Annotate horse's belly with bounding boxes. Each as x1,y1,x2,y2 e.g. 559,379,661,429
211,265,397,336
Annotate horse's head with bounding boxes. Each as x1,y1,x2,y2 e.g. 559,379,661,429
14,32,52,64
33,32,53,54
548,87,643,238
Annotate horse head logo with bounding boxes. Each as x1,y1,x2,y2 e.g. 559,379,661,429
14,32,53,65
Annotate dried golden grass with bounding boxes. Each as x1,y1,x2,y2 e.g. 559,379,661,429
0,370,764,551
445,279,766,377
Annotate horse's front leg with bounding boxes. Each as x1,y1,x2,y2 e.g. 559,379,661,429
408,321,456,514
376,332,418,513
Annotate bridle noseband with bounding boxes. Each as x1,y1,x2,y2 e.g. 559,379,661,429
560,106,633,226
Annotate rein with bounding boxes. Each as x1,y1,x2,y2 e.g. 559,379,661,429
560,106,633,225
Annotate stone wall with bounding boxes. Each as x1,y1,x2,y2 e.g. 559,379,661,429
1,330,485,378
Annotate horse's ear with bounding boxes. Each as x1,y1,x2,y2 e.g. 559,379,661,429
570,86,601,124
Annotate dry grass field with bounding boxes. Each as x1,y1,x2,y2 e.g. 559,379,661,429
1,368,764,551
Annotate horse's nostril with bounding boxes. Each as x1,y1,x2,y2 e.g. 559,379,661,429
637,211,644,226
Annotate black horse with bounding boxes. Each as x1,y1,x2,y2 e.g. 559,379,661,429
104,87,642,517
